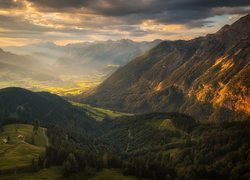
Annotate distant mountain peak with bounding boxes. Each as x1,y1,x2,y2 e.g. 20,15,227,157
216,13,250,35
217,24,230,34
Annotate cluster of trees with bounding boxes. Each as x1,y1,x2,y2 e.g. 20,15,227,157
37,125,120,177
119,121,250,179
0,123,3,132
122,155,175,179
100,116,250,179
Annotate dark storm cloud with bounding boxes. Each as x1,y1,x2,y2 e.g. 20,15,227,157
28,0,88,9
0,15,93,35
0,0,249,45
0,15,51,32
0,0,24,9
0,14,125,41
27,0,250,27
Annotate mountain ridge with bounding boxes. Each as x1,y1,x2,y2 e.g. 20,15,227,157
84,14,250,122
0,87,101,134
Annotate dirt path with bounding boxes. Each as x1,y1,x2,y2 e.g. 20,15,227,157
42,128,49,146
126,130,133,152
128,130,133,139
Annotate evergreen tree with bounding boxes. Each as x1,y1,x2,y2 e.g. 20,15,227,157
0,123,3,132
62,153,79,177
33,119,40,135
62,160,72,177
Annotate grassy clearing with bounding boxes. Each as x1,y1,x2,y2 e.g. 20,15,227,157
72,102,132,121
0,124,47,171
151,119,178,131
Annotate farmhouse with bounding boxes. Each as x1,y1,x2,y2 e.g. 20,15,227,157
2,138,8,144
17,105,25,112
18,134,25,142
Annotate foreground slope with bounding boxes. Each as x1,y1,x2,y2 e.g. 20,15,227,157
99,114,250,179
85,14,250,122
0,124,47,171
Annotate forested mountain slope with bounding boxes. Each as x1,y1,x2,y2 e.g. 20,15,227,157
0,87,101,134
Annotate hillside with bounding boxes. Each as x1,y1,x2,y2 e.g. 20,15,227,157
84,14,250,122
98,115,250,179
0,87,101,135
0,124,47,172
100,113,197,153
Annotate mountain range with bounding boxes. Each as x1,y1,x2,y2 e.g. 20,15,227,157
84,14,250,122
3,39,162,77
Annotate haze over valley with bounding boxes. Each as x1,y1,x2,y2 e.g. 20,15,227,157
1,39,161,95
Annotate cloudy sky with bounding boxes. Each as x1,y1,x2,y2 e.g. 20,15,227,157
0,0,249,46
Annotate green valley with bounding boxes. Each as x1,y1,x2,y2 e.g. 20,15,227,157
71,101,132,121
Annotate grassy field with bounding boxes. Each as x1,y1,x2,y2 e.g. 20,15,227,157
72,102,132,121
0,124,47,171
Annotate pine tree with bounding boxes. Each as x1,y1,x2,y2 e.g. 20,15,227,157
62,160,72,177
31,158,36,170
0,123,3,132
33,119,40,135
62,153,79,177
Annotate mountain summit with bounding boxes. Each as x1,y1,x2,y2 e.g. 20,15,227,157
84,14,250,122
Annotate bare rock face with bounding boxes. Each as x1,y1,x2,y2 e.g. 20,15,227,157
84,14,250,122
